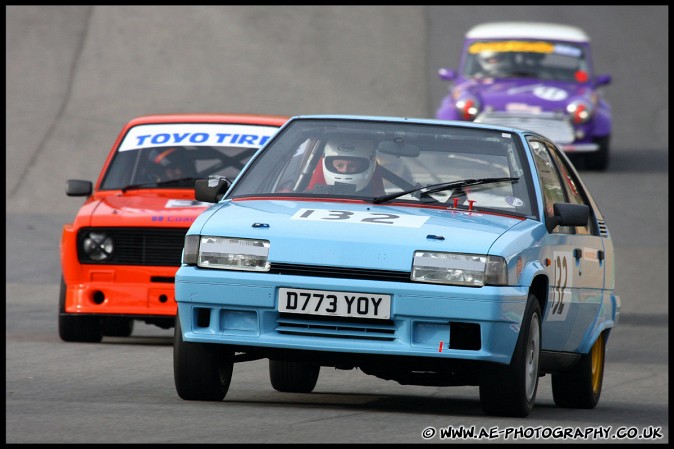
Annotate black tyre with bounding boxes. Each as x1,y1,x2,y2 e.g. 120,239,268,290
585,136,610,171
552,331,606,409
58,276,103,343
269,360,320,393
102,317,134,337
479,294,541,417
173,313,233,401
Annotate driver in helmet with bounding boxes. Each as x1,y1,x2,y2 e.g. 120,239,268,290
147,147,194,182
476,50,513,77
321,138,378,193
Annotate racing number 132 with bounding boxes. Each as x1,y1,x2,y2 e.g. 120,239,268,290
299,209,398,224
291,208,430,228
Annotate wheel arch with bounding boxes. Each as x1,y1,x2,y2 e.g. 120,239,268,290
528,274,548,316
518,259,548,314
590,104,612,138
578,322,613,355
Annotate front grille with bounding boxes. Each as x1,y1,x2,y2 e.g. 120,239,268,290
270,263,411,283
475,112,575,143
77,227,187,266
276,313,396,341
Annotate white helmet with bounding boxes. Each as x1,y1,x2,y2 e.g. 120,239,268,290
322,139,376,192
477,50,512,75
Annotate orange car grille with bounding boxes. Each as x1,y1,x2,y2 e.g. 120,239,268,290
76,227,187,266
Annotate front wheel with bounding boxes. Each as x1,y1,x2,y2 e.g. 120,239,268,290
585,136,610,171
269,360,320,393
102,317,134,337
552,331,606,409
173,313,233,401
479,294,541,417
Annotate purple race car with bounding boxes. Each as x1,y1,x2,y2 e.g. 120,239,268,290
436,22,612,170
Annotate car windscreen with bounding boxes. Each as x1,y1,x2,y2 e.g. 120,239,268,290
462,40,590,83
99,123,279,190
228,118,537,218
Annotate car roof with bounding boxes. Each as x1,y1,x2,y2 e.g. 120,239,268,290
465,21,590,43
125,113,290,127
289,114,537,136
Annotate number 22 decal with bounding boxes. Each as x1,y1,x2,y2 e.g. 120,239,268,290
548,251,572,321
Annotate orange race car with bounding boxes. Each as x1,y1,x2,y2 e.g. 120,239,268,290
59,113,288,342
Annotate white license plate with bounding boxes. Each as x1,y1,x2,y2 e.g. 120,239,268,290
278,287,391,320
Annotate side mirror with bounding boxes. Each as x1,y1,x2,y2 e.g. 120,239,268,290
546,203,590,233
594,74,612,87
194,176,232,203
438,68,457,81
66,179,92,197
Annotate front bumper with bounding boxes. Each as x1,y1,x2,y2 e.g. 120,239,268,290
175,266,530,365
474,112,599,153
63,264,177,317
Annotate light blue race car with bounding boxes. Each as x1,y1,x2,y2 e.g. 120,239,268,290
173,114,620,417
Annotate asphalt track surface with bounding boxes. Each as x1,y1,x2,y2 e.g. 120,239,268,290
6,5,668,444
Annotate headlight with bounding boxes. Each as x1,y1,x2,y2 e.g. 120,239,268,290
183,235,270,272
455,96,481,120
411,251,507,287
81,231,114,261
566,99,593,124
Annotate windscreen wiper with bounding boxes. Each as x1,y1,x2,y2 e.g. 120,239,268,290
371,177,519,204
121,177,198,192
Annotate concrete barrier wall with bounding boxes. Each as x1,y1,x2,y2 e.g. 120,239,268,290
6,5,427,215
6,5,668,216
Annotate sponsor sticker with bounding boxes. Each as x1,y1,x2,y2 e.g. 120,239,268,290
533,86,568,101
505,196,524,207
165,199,211,208
468,41,555,54
119,124,278,152
583,247,599,262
